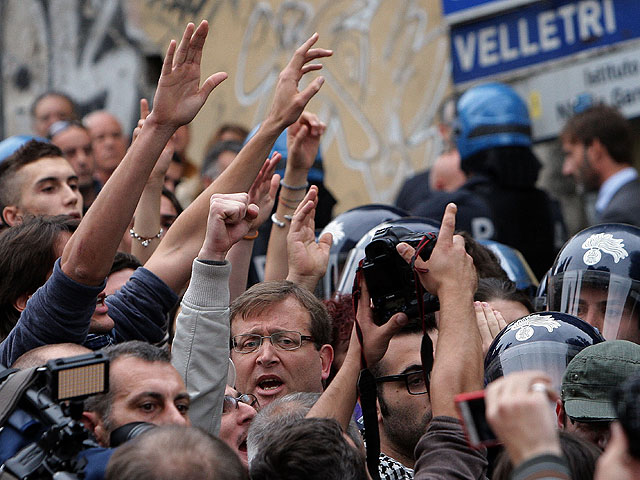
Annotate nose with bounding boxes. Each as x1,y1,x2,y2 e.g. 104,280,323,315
561,157,574,177
582,307,605,333
237,402,257,424
256,339,280,367
160,404,190,427
63,184,79,206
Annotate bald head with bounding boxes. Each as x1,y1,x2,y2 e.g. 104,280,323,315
12,343,91,369
83,111,128,183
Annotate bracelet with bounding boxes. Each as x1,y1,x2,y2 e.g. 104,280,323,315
271,213,286,228
279,198,300,210
243,230,259,240
280,179,309,191
283,214,294,221
130,228,164,247
279,194,305,203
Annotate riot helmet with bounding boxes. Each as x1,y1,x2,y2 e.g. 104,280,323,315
336,216,440,297
548,223,640,343
318,204,407,299
455,82,532,163
484,311,604,391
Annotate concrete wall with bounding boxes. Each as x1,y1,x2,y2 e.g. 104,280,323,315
1,0,451,213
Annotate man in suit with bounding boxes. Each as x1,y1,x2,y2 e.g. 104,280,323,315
561,104,640,226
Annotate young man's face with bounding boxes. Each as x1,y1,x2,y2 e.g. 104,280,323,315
4,156,83,225
230,296,333,407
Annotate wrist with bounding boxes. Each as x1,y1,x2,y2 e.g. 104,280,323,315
141,113,179,137
197,248,227,262
510,441,562,467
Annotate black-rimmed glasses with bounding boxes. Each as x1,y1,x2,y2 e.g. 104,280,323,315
375,370,429,395
222,393,259,413
231,331,314,354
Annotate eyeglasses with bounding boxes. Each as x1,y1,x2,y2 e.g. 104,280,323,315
231,331,314,354
222,393,259,413
375,370,429,395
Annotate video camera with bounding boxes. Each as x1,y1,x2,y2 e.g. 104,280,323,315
0,352,109,479
360,226,440,326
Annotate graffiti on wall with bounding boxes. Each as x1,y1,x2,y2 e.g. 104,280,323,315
2,0,451,208
1,0,148,137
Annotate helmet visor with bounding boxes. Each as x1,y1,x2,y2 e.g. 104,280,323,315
484,341,585,391
549,271,640,342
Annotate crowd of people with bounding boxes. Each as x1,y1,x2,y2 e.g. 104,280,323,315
0,19,639,480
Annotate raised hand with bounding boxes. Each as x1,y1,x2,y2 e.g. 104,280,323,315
197,193,259,261
265,33,332,132
397,203,477,297
285,186,332,291
352,276,408,367
475,301,508,357
287,112,326,170
148,21,228,130
247,152,281,231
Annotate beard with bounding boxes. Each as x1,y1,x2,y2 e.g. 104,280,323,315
382,404,433,460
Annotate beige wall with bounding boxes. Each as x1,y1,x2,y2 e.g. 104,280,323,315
1,0,451,213
137,0,452,212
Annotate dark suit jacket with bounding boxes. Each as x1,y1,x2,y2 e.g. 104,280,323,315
598,178,640,226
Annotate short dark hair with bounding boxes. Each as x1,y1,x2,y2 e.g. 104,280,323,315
202,140,243,177
0,140,65,213
109,252,142,276
474,278,533,314
230,281,332,348
0,215,79,340
84,341,171,429
106,425,247,480
249,417,367,480
458,232,510,282
561,104,633,164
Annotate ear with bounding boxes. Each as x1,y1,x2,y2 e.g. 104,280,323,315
2,206,21,227
376,398,383,425
82,411,109,447
556,399,566,430
319,344,334,381
13,293,31,313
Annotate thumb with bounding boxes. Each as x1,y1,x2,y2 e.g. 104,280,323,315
318,232,333,249
396,242,415,265
380,312,408,339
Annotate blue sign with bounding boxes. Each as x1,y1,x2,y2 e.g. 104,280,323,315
442,0,499,16
451,0,640,84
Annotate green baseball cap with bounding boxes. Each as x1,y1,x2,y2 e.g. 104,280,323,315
561,340,640,421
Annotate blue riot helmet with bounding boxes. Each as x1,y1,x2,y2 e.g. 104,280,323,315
0,135,49,163
479,240,538,297
336,216,441,297
318,204,408,299
484,312,604,391
455,82,532,164
548,223,640,343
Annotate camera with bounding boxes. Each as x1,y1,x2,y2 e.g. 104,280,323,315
360,226,439,326
0,352,109,479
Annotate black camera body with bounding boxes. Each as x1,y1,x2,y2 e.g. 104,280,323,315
361,226,439,326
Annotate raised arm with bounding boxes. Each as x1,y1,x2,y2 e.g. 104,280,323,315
172,193,257,434
145,33,331,293
284,186,333,292
264,112,327,281
61,21,226,285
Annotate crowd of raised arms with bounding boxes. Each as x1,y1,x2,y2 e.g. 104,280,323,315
0,20,639,480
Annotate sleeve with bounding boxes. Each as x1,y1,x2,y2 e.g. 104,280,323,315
510,454,571,480
0,259,105,366
106,268,179,344
413,416,488,480
171,259,232,435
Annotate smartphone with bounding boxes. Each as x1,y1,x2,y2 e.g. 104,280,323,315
454,390,501,449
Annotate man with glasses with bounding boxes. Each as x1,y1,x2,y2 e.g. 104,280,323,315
230,281,334,407
371,325,433,479
219,385,259,468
